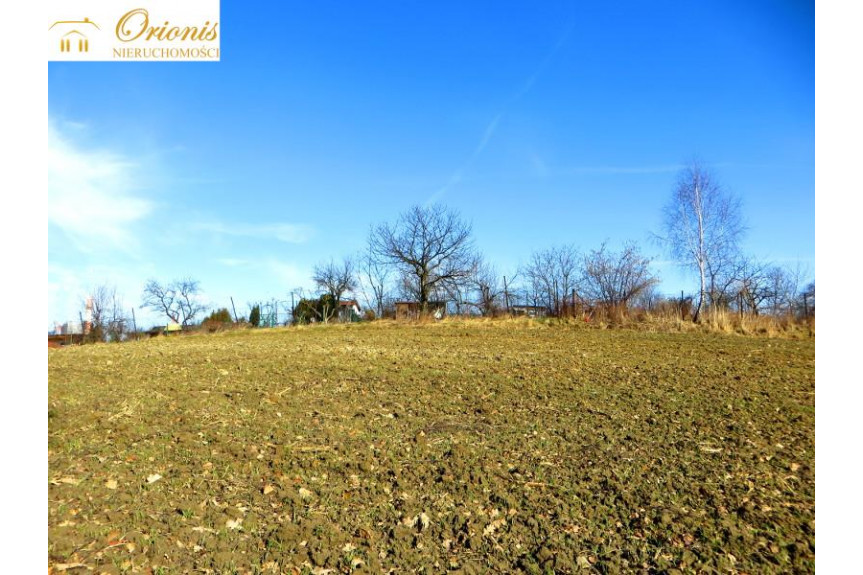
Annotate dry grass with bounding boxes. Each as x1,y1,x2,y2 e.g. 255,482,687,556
49,320,814,573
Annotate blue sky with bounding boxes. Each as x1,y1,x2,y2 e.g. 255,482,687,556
48,0,814,328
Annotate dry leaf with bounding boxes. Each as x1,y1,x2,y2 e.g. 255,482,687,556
105,479,118,490
483,518,506,537
52,477,80,486
263,484,274,495
419,512,431,531
146,474,162,484
226,518,243,530
298,487,313,500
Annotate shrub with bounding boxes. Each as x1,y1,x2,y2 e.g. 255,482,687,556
292,294,337,324
249,305,261,327
206,308,233,323
202,308,233,332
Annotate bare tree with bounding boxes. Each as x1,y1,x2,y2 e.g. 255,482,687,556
142,279,179,324
312,257,357,322
84,283,128,342
443,272,475,316
141,278,207,326
764,263,807,317
706,256,746,311
581,241,659,312
469,260,504,316
731,257,772,315
631,281,661,312
520,244,581,316
357,240,392,319
658,160,745,322
370,204,477,312
799,281,815,318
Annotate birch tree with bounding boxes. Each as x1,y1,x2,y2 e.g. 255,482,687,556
659,161,744,322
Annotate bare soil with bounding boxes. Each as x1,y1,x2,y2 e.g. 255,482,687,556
48,321,815,573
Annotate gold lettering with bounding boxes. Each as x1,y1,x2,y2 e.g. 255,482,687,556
116,8,149,42
114,9,220,47
204,23,219,41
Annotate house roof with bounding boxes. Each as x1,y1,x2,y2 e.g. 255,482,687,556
50,18,101,30
338,300,360,308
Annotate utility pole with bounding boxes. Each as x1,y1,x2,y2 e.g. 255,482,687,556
230,297,239,323
553,279,559,317
503,275,510,314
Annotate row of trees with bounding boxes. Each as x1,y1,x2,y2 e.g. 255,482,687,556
75,160,814,340
657,161,814,321
300,160,812,323
74,278,208,342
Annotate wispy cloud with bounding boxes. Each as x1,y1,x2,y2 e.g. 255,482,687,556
430,21,574,203
193,221,315,244
47,261,159,328
529,153,550,178
560,165,685,175
48,119,154,254
215,257,311,288
215,258,249,267
265,260,310,289
428,113,503,204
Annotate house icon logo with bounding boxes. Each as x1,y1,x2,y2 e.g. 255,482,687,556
49,18,100,53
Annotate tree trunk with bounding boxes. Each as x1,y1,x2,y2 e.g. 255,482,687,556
694,260,706,323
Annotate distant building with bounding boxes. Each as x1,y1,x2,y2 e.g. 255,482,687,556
394,301,447,320
337,300,362,322
145,320,183,337
54,321,84,335
48,321,84,346
510,304,550,318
